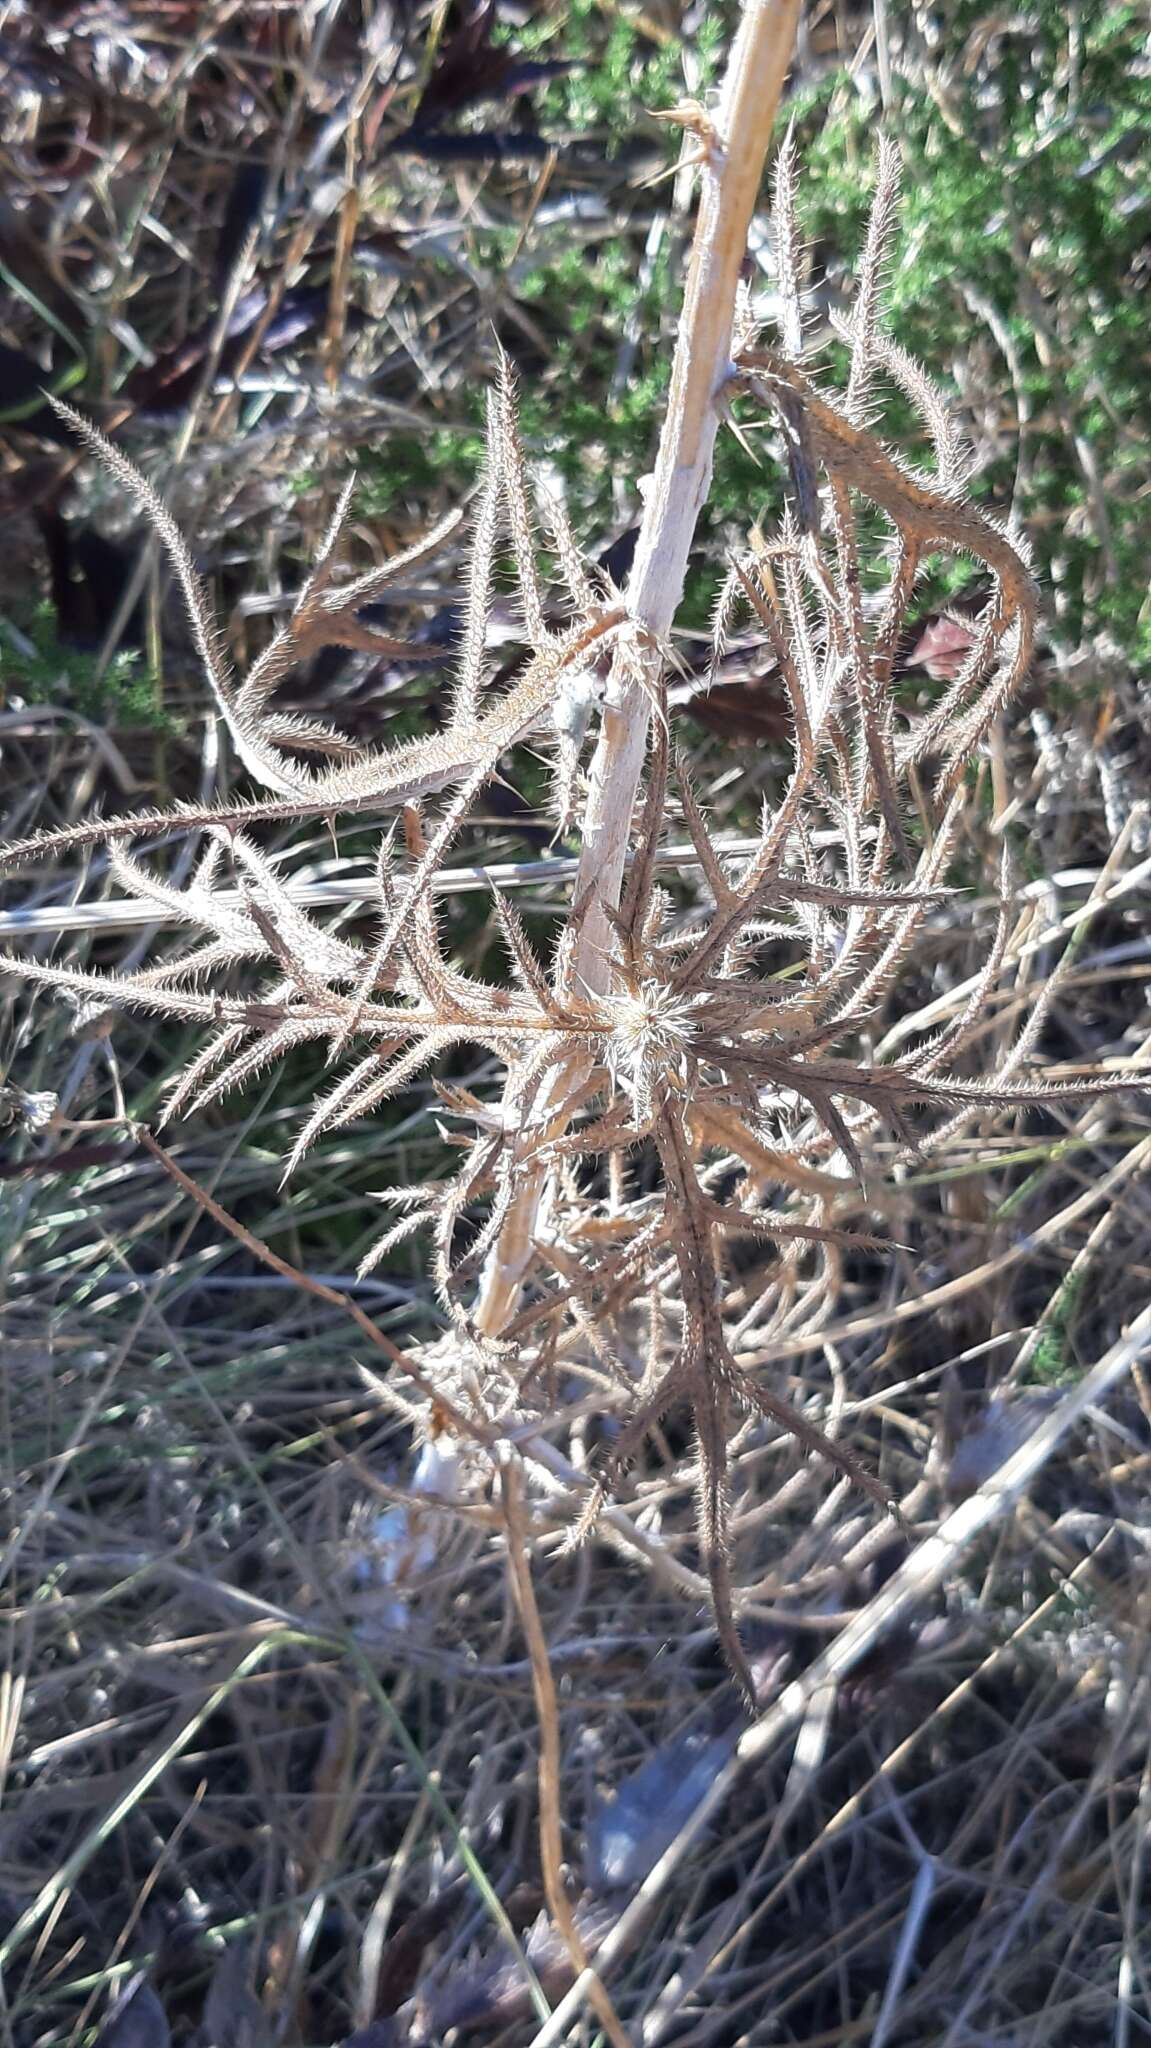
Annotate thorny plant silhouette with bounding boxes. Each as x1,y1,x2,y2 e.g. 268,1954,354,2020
0,142,1132,1699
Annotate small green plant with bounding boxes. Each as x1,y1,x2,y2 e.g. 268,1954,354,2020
3,601,168,731
1025,1269,1088,1387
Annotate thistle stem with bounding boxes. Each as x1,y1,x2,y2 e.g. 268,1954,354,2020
576,0,801,985
475,0,800,1333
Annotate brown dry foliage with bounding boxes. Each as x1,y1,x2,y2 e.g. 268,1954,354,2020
0,141,1135,1699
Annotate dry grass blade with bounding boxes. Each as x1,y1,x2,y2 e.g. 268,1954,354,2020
527,1297,1151,2044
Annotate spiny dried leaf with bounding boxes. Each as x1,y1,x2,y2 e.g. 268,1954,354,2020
2,147,1139,1701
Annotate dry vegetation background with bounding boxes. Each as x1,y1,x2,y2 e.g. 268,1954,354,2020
2,2,1151,2044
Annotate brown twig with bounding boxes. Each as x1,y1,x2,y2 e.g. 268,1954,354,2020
500,1456,633,2048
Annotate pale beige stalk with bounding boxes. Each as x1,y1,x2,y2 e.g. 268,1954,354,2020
474,0,801,1332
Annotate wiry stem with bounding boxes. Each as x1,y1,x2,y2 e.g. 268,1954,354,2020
475,0,801,1332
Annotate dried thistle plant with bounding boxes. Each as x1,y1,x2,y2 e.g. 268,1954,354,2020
0,140,1129,1700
